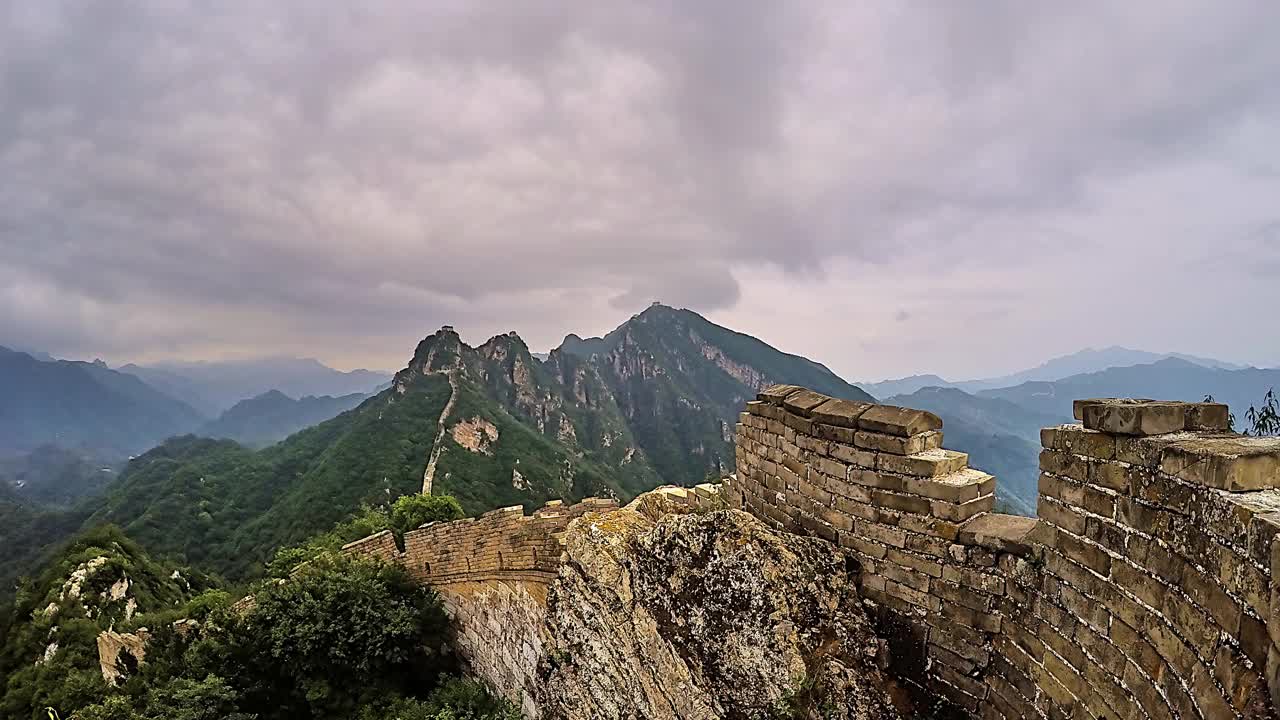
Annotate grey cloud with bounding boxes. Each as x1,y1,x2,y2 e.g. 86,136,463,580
1,1,1278,374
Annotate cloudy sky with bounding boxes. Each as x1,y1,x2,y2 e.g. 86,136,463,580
2,2,1278,381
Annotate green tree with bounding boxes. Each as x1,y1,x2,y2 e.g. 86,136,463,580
390,495,464,534
1245,388,1280,436
199,554,451,719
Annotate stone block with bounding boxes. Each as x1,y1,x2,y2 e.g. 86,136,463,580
813,422,856,444
1159,436,1280,491
757,384,804,404
872,490,932,515
855,429,943,456
781,388,831,416
902,468,993,503
1042,424,1117,460
808,398,874,428
829,442,876,468
942,565,1005,596
858,521,908,548
1074,398,1187,435
958,513,1040,556
1038,497,1087,535
931,494,995,523
1053,530,1112,577
857,404,944,438
1188,402,1232,431
781,412,815,435
877,448,969,478
898,514,962,541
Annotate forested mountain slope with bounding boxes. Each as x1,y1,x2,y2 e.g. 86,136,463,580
0,346,204,458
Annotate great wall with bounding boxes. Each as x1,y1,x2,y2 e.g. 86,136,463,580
339,385,1280,719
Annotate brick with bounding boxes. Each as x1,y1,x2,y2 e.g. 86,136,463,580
1038,497,1087,535
1075,398,1189,436
1054,530,1112,577
757,384,804,403
931,494,995,523
857,404,944,438
885,578,940,611
888,547,943,578
898,514,962,541
812,422,856,444
1043,424,1117,460
942,565,1005,595
877,449,969,478
857,521,907,548
1161,436,1280,492
872,490,932,515
780,388,831,415
959,513,1040,556
829,442,876,468
855,429,942,456
808,397,874,427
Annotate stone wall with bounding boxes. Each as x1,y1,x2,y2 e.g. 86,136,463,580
729,385,1280,719
342,497,618,716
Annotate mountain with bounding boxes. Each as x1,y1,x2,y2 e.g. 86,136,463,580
861,374,954,399
0,445,115,507
78,328,658,579
120,357,391,415
559,303,874,486
0,346,205,459
0,525,209,717
198,390,370,448
961,346,1248,391
6,305,873,583
883,387,1063,516
981,358,1280,423
861,346,1249,397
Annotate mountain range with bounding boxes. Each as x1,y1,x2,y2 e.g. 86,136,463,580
4,305,1277,593
0,346,205,459
119,357,390,416
860,345,1253,397
2,305,874,583
196,390,371,448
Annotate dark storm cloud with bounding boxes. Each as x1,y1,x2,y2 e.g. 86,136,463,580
2,2,1279,375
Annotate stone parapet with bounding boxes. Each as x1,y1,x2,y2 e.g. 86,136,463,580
339,496,618,717
729,387,1280,719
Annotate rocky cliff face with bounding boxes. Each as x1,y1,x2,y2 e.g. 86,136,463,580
536,495,902,720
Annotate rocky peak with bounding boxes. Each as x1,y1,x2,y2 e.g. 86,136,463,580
537,500,902,719
402,326,467,378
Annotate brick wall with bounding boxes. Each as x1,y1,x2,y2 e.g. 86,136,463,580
729,385,1280,719
340,497,618,717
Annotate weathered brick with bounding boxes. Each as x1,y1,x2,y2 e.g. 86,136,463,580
855,429,943,456
857,404,944,438
931,494,995,523
1160,436,1280,491
829,442,876,468
757,384,804,404
958,513,1040,556
877,449,969,478
888,547,943,578
781,388,831,416
1075,398,1189,435
872,489,933,515
808,397,874,427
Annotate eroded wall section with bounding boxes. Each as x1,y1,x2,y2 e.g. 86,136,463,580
729,385,1280,719
342,497,618,717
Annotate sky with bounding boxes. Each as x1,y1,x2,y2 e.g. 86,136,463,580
2,2,1279,382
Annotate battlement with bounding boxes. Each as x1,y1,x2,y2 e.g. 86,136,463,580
340,497,618,716
729,385,1280,718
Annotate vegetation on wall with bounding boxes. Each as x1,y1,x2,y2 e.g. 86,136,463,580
1,504,516,720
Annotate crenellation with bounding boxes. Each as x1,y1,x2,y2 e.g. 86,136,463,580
731,386,1280,719
329,386,1280,719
